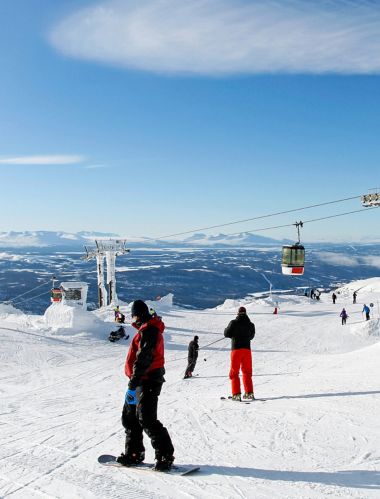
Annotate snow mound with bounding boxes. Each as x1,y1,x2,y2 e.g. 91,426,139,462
216,297,260,313
216,298,248,311
0,302,24,317
337,277,380,294
146,293,174,312
351,318,380,339
44,302,106,338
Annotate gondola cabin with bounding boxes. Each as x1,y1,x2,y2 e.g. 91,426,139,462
281,244,305,275
51,287,63,303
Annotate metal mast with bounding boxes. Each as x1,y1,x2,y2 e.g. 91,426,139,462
83,240,130,308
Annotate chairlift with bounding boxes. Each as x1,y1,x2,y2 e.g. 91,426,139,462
281,222,305,275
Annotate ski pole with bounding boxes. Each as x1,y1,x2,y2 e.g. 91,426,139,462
200,337,227,361
199,337,226,350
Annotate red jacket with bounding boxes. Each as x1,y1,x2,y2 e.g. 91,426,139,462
125,316,165,388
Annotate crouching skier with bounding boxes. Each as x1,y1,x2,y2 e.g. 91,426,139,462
117,300,175,471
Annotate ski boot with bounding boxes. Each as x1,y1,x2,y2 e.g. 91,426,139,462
153,455,175,472
116,451,145,466
243,392,255,400
231,393,241,401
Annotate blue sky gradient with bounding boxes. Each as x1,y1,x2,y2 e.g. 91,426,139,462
0,0,379,241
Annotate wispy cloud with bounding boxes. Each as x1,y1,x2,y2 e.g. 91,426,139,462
317,252,361,267
0,155,86,165
317,252,380,269
362,255,380,269
49,0,380,75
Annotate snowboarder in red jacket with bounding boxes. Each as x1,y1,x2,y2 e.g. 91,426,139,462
117,300,174,471
224,306,255,401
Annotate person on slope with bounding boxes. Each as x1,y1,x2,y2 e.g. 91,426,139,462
224,306,255,401
114,306,125,324
149,307,158,318
340,308,348,325
117,300,175,471
332,292,337,304
362,304,370,321
184,335,199,379
353,291,357,304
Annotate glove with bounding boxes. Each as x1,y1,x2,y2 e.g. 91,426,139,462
125,388,137,405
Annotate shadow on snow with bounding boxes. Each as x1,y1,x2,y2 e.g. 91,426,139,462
197,466,379,490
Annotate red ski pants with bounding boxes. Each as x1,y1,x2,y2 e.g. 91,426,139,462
229,348,253,395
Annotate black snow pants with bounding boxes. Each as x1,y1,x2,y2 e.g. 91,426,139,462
121,383,174,460
185,353,198,375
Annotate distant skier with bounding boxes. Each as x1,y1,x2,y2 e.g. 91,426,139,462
362,304,370,321
340,308,348,325
184,335,199,378
149,307,158,318
353,291,357,304
117,300,175,471
224,306,255,401
332,292,337,304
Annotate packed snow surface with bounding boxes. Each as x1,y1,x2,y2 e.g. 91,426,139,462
0,280,379,498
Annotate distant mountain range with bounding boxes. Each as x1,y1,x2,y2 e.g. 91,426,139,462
0,230,290,248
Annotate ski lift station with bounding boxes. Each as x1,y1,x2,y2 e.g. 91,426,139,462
50,282,88,310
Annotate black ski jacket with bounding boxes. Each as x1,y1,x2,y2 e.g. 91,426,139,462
188,340,199,360
224,314,255,350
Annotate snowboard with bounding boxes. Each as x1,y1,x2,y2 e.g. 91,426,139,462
98,454,200,476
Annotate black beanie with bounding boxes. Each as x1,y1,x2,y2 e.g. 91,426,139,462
194,335,199,341
131,300,149,318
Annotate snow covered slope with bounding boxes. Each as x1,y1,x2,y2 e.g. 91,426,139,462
0,280,379,498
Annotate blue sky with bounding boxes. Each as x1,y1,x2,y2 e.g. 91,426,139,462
0,0,379,242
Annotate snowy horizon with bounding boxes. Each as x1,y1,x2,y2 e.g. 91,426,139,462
1,229,380,247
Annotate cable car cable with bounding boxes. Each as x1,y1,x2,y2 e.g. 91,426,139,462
221,206,379,237
6,279,52,304
12,288,51,306
151,195,361,240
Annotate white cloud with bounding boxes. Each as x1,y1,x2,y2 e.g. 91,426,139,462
0,155,86,165
0,252,25,261
316,252,360,266
362,255,380,268
316,252,380,268
49,0,380,75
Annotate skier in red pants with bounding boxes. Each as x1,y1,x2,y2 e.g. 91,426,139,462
224,306,256,401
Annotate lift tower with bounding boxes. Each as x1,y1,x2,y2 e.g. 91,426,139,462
83,240,130,308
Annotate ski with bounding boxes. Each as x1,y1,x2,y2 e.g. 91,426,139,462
220,396,266,403
98,454,200,476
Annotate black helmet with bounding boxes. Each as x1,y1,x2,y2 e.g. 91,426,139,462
131,300,149,318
